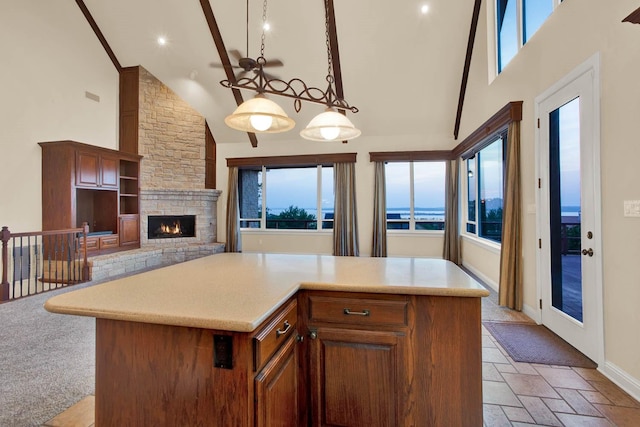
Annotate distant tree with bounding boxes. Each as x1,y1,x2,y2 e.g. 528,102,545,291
486,207,503,221
267,205,316,229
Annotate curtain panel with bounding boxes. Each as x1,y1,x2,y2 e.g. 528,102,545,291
333,162,359,256
498,121,523,310
443,158,460,264
225,166,242,253
372,161,387,257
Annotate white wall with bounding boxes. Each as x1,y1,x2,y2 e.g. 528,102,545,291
0,1,119,231
216,134,447,257
459,0,640,395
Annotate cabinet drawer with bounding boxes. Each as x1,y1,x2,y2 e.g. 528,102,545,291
307,294,408,328
253,299,297,371
80,236,99,251
99,235,120,249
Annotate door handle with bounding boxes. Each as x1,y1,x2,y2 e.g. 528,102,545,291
581,248,594,257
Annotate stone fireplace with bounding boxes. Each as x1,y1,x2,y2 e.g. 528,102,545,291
140,189,221,247
87,67,225,282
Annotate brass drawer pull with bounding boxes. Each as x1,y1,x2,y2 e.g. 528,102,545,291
275,320,291,338
343,308,370,316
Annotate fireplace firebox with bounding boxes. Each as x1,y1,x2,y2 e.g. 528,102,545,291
148,215,196,239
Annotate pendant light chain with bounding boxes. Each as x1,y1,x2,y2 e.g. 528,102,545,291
260,0,268,58
325,0,332,78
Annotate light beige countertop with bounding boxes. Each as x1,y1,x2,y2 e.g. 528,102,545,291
44,253,488,332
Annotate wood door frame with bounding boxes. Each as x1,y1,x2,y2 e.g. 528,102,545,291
534,52,604,366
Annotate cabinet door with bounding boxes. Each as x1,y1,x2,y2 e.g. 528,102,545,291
255,334,301,427
76,151,118,188
100,155,119,188
76,151,100,187
119,215,140,246
308,327,404,427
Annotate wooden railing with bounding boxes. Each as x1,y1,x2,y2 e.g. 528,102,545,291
1,224,90,303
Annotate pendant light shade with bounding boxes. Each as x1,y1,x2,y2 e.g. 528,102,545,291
300,108,361,142
224,94,295,133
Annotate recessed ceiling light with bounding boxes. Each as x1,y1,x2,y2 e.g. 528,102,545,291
421,4,429,15
157,36,167,46
263,22,271,31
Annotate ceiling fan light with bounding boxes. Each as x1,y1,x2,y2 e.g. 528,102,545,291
300,108,362,142
224,94,295,133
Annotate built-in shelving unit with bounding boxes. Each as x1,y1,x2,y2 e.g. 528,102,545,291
40,140,142,254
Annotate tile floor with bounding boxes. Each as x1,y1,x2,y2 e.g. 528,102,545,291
481,324,640,426
43,288,640,427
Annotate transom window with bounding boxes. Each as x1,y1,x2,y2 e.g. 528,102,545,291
239,165,334,230
385,161,446,231
497,0,561,73
465,133,505,243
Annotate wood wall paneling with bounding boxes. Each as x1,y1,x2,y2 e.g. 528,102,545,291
205,122,216,189
119,67,140,155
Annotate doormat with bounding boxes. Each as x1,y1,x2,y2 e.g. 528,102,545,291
483,321,597,369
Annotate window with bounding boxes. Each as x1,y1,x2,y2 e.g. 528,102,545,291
239,165,334,230
465,134,505,243
496,0,559,73
385,161,446,231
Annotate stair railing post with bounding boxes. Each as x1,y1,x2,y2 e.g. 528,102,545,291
1,226,10,301
81,223,90,281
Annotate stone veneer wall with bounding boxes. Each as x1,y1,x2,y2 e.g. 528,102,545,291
138,67,206,190
136,67,221,249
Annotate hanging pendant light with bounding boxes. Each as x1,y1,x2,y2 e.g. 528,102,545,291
219,0,361,142
300,108,361,141
224,93,295,133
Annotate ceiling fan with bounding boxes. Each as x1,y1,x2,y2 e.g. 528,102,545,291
210,49,283,80
209,0,284,80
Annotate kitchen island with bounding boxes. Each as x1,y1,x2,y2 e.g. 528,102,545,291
45,253,489,426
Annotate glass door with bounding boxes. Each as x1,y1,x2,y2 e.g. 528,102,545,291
536,57,603,364
549,98,583,322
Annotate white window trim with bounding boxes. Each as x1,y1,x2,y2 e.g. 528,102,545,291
490,0,564,79
386,161,446,235
461,141,504,246
240,165,332,232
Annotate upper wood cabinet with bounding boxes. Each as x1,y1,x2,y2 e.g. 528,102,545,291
75,150,119,189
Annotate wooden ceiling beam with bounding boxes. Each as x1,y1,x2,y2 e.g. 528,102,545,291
326,0,344,100
75,0,122,72
199,0,258,147
623,7,640,24
326,0,350,144
453,0,482,140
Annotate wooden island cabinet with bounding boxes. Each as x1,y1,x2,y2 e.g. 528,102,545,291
44,253,488,426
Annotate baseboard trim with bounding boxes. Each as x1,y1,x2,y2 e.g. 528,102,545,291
460,262,498,292
600,360,640,403
522,304,540,324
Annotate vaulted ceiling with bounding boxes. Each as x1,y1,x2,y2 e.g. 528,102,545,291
82,0,477,146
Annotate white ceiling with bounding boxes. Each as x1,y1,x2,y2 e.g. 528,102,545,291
84,0,475,146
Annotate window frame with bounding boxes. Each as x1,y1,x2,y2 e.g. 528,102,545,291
229,153,356,232
384,160,447,233
370,151,453,234
453,101,522,247
464,131,507,243
494,0,563,74
238,164,333,232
